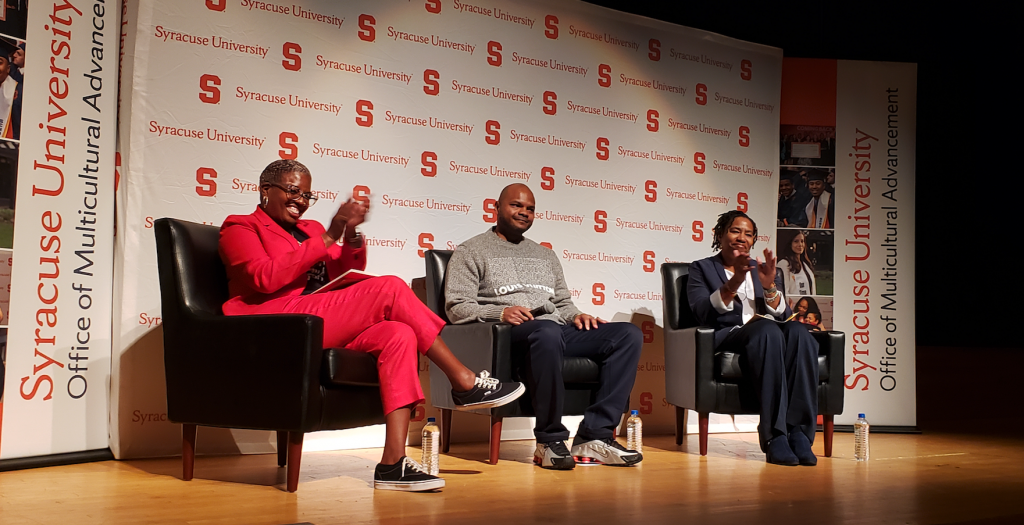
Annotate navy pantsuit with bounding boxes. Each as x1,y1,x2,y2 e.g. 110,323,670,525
686,254,819,451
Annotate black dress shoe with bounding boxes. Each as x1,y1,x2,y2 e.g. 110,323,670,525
766,436,799,466
788,432,818,466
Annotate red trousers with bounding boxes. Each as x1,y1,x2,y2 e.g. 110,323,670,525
271,275,445,414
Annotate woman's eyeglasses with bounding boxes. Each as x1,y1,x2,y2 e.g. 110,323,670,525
265,182,319,205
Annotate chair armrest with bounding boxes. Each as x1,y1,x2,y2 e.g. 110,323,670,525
664,326,716,412
163,312,325,432
428,322,511,411
813,330,846,415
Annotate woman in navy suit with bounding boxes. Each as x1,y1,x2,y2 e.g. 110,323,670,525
686,210,820,466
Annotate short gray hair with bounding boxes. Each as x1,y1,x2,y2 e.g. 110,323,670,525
259,159,310,187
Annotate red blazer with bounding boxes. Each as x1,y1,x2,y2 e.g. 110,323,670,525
219,206,367,315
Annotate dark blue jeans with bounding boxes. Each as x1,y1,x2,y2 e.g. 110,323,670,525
510,320,642,443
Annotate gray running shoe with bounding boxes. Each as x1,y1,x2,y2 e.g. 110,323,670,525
571,438,643,466
534,441,576,470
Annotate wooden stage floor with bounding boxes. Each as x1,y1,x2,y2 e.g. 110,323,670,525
2,431,1023,525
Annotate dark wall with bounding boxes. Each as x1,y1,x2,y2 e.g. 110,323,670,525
585,1,1016,348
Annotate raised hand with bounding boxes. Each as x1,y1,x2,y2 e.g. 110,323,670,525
325,198,369,245
325,199,350,241
344,198,370,229
725,249,752,286
756,247,777,289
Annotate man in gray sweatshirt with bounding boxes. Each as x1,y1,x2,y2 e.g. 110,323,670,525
445,183,643,469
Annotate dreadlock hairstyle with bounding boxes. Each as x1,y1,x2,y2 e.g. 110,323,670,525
710,210,758,251
259,159,311,188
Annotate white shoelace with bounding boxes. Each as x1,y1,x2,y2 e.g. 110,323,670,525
402,456,429,475
474,371,500,390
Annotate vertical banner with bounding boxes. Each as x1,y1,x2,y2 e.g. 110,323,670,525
779,58,916,428
112,0,781,457
834,60,916,426
0,0,120,459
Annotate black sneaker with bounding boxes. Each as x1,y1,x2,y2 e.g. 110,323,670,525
451,371,525,411
373,456,445,491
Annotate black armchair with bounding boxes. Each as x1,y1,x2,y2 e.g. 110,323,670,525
154,218,386,492
424,250,613,464
660,262,845,457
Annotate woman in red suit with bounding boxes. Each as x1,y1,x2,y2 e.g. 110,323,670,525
219,160,524,491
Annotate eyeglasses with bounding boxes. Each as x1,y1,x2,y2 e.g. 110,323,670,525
264,182,318,205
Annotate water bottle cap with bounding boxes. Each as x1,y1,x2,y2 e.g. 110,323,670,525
631,410,639,415
858,413,865,418
427,417,436,422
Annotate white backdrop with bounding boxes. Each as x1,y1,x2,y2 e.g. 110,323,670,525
111,0,782,458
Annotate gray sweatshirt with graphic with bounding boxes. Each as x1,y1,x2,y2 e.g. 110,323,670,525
445,228,582,325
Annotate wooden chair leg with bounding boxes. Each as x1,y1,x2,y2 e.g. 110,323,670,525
618,411,629,438
182,424,197,481
675,406,685,445
698,412,709,456
489,416,503,465
441,409,453,454
823,415,834,457
277,431,288,467
286,432,304,493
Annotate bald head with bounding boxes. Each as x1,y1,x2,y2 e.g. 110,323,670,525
498,183,534,204
494,184,535,243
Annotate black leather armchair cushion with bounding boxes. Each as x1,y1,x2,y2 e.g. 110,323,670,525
322,349,381,388
560,357,601,384
715,351,830,382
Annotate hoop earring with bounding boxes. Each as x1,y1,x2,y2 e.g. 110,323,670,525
261,195,268,207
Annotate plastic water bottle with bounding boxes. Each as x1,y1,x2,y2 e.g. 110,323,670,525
421,417,440,475
626,410,643,453
854,413,870,461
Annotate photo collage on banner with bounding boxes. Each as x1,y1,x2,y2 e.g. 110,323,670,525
777,64,835,334
0,0,27,427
